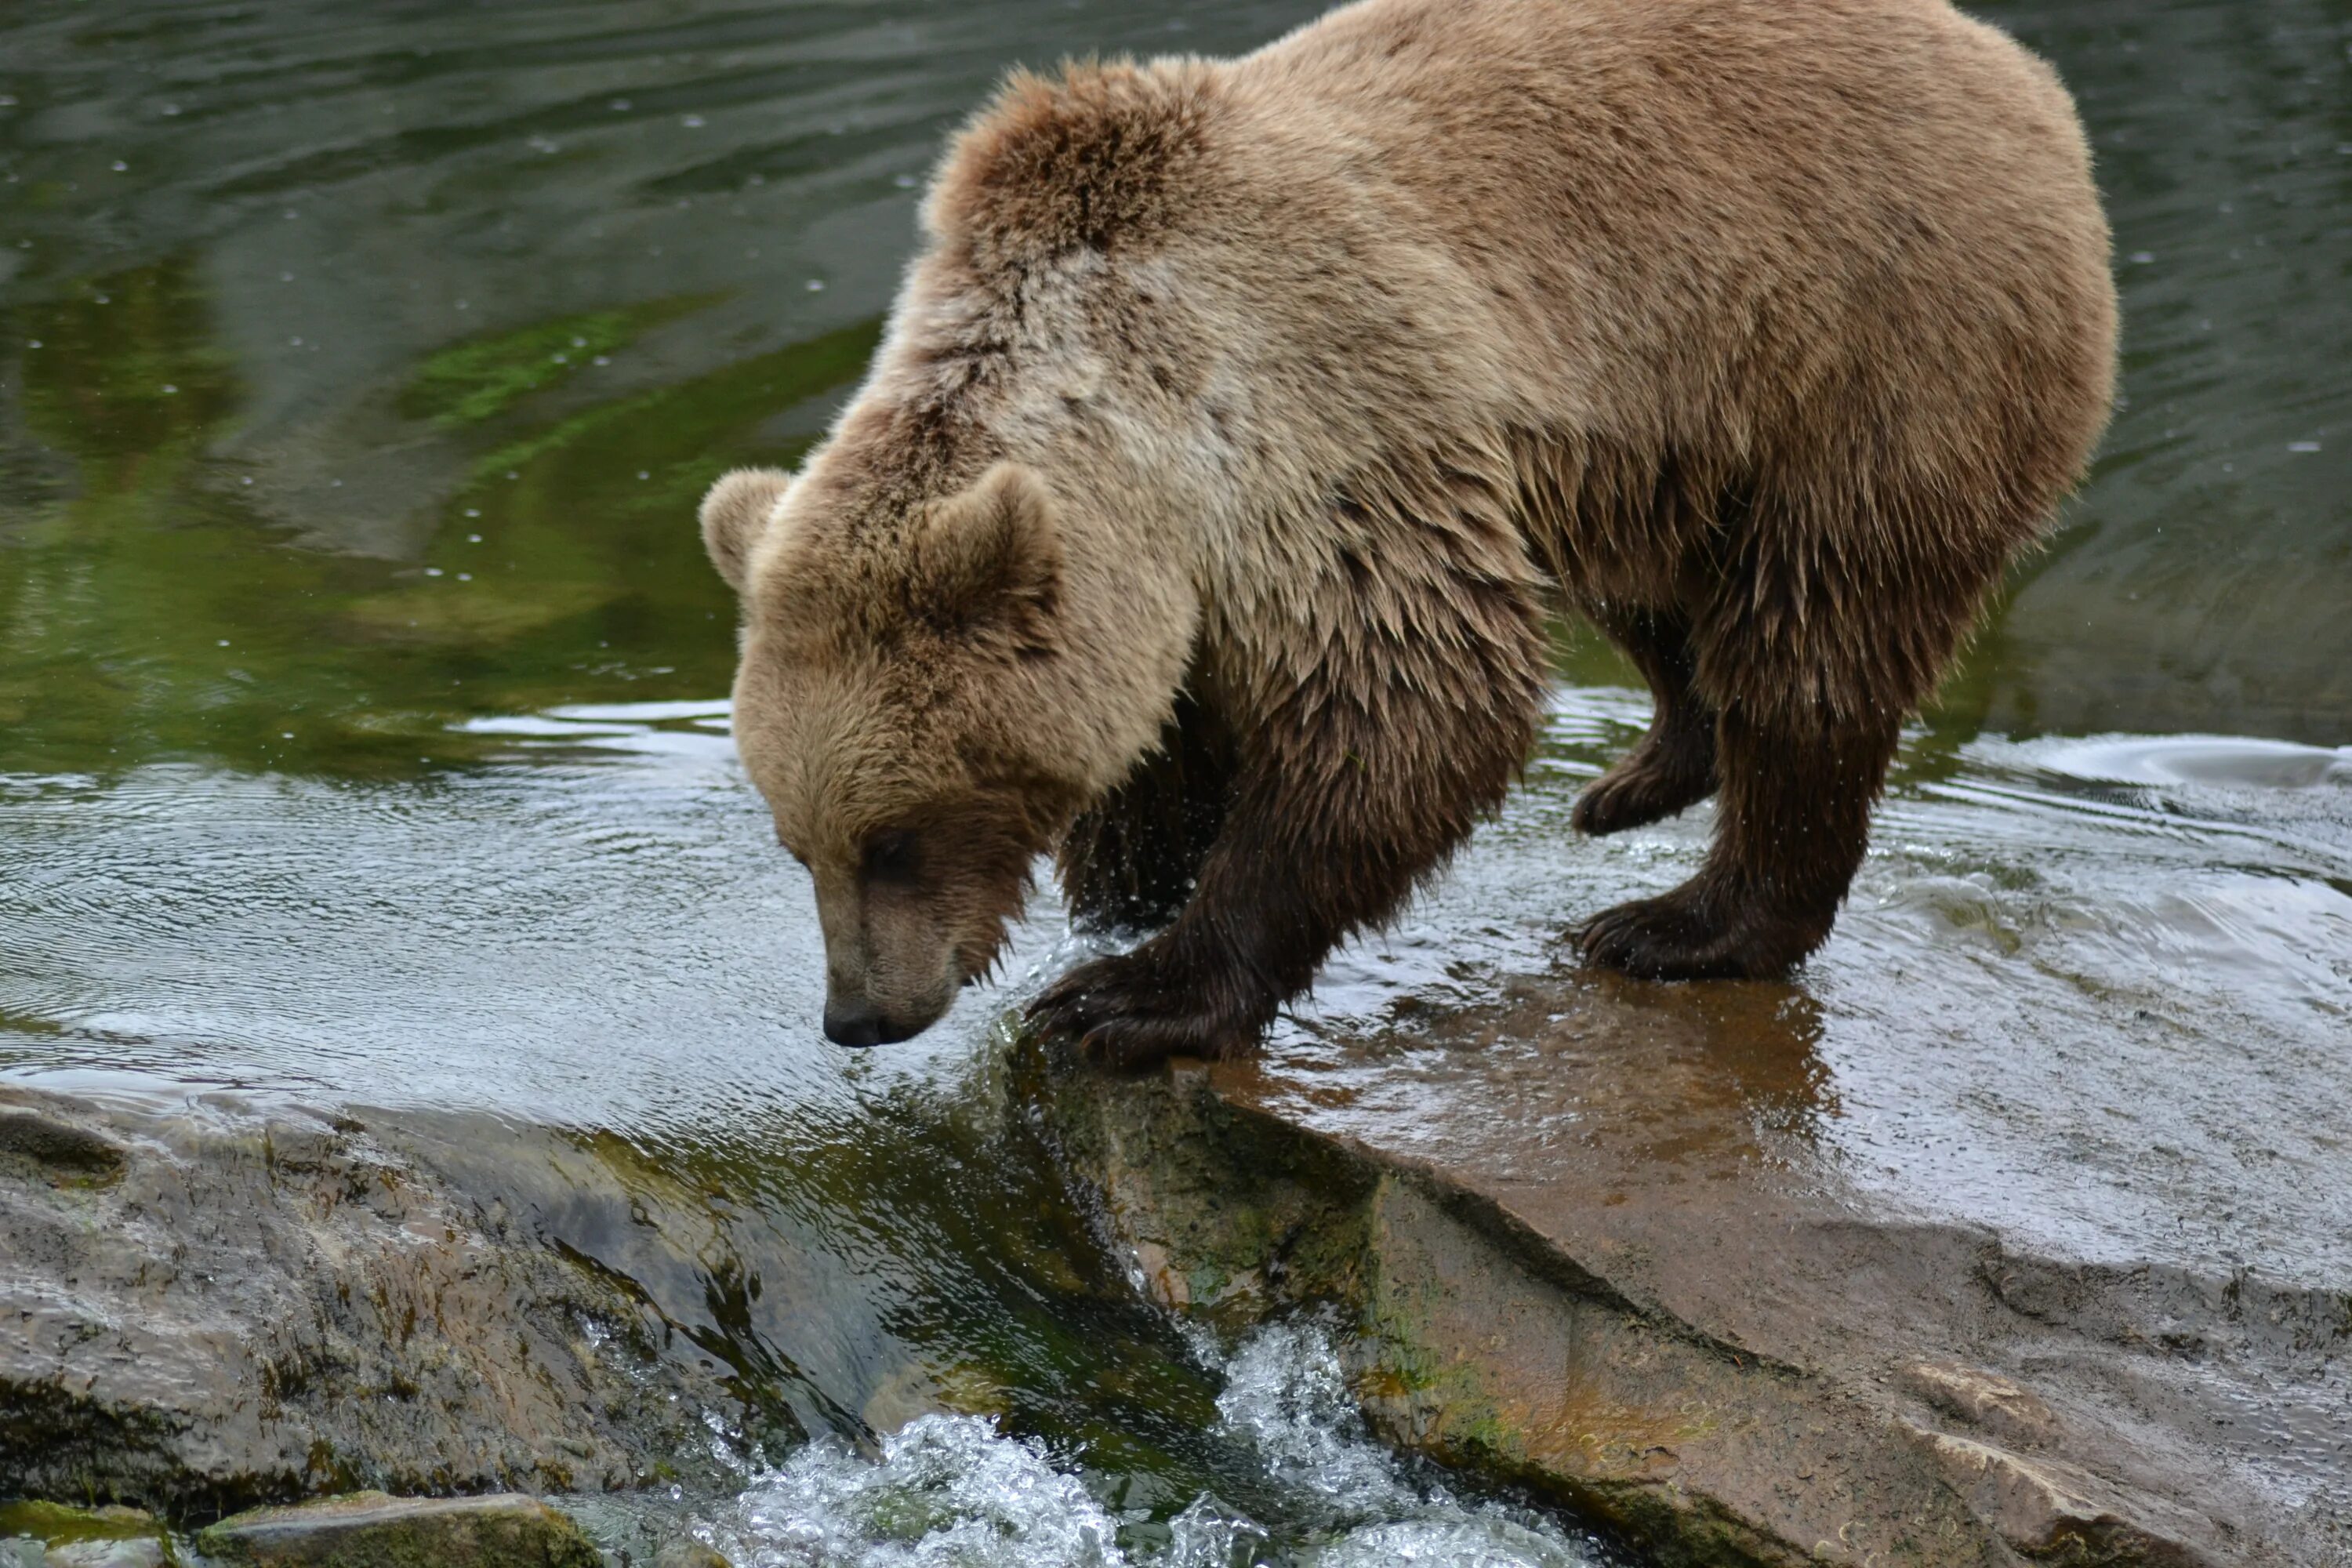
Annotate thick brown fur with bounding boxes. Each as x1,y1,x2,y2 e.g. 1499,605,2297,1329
703,0,2117,1061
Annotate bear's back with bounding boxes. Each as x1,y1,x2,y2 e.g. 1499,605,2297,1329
1221,0,2115,483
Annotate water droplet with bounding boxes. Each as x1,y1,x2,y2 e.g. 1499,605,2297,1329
425,567,445,577
637,470,650,481
456,572,473,582
2288,441,2321,453
217,639,230,648
894,172,919,189
608,98,632,112
466,533,482,543
0,96,18,109
159,103,180,117
505,470,519,481
552,353,568,364
162,383,178,394
289,336,303,347
463,509,480,519
25,340,40,349
280,270,294,282
111,160,128,172
2129,251,2154,265
592,355,610,366
681,114,706,129
805,278,826,292
571,337,586,349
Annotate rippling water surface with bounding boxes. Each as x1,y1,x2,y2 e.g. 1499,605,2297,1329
2,0,2347,1559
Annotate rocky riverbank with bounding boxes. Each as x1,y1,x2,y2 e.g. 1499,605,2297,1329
7,982,2347,1568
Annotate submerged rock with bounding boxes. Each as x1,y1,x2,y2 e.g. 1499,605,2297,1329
0,1502,172,1568
654,1541,735,1568
196,1492,599,1566
0,1086,739,1515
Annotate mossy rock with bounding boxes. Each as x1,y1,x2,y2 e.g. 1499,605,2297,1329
195,1493,598,1567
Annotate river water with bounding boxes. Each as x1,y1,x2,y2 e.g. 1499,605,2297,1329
0,0,2346,1561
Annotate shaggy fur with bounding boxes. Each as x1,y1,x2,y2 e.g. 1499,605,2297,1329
702,0,2117,1060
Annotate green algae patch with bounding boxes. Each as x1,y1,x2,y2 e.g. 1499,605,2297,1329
399,297,721,428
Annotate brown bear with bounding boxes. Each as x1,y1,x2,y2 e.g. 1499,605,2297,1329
699,0,2117,1061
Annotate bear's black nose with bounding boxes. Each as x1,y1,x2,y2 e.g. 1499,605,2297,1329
822,999,884,1048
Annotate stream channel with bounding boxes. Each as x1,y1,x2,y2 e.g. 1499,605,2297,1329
2,1,2347,1563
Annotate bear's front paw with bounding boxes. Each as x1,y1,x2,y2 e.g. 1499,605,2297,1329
1026,946,1263,1072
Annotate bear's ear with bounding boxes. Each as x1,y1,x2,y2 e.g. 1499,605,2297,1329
906,463,1064,652
699,466,796,593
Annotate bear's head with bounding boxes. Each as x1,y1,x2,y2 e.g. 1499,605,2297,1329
700,460,1112,1047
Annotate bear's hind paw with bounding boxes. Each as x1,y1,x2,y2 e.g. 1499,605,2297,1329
1575,884,1817,982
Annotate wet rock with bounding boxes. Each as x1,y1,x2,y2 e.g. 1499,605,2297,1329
1029,989,2347,1567
1913,1432,2209,1567
196,1491,599,1566
655,1541,735,1568
0,1086,740,1515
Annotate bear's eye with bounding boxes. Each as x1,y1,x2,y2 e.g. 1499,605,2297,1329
862,829,920,885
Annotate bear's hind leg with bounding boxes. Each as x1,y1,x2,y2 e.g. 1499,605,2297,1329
1577,701,1900,980
1571,607,1718,837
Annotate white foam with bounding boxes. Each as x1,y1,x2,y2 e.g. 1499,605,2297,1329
692,1323,1604,1567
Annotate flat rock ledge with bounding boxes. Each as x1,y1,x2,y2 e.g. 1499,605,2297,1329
1025,1031,2349,1568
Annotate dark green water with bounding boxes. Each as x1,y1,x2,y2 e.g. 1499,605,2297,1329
2,0,2347,1560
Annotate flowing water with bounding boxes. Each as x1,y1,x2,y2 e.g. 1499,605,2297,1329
1,0,2347,1559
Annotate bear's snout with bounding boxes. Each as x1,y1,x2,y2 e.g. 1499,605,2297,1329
821,993,925,1049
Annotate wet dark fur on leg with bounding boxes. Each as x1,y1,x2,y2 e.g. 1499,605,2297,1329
1058,687,1233,932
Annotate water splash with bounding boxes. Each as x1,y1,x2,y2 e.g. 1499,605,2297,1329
691,1323,1605,1568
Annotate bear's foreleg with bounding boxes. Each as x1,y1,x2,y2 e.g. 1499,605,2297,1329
1571,606,1719,837
1032,726,1518,1066
1032,528,1550,1067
